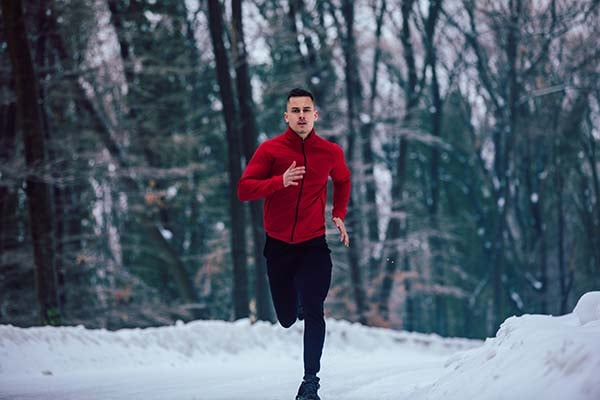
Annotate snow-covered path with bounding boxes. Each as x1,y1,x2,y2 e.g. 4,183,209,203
0,349,447,400
0,319,475,400
1,292,600,400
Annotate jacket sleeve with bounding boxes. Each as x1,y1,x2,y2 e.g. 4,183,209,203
330,145,351,220
238,143,285,201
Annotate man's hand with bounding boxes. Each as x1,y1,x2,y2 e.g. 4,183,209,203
332,217,349,247
283,161,305,187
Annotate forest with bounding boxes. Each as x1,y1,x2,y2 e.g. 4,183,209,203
1,0,599,339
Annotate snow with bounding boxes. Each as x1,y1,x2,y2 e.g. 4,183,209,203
167,186,178,199
531,192,539,203
497,196,505,208
159,227,173,240
411,312,600,400
1,292,599,399
573,291,600,325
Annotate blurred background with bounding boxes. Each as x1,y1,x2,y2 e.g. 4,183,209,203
1,0,599,339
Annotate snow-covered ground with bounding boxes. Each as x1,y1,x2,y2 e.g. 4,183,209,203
1,292,599,400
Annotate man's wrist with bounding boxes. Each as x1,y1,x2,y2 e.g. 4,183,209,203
271,174,285,190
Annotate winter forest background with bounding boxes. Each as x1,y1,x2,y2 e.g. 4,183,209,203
1,0,599,340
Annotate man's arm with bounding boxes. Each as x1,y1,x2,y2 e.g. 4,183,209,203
238,144,283,201
238,145,305,201
331,146,351,246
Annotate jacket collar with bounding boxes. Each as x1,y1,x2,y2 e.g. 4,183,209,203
285,127,317,143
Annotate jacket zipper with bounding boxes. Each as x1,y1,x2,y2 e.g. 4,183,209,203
290,140,307,243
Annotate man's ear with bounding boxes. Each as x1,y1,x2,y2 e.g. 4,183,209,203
314,110,319,121
284,111,289,123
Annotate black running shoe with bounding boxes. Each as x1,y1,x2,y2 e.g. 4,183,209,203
296,375,320,400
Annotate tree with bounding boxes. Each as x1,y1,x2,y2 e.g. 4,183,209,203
231,0,274,322
421,0,446,335
2,0,61,325
339,0,368,324
207,0,249,319
377,0,422,327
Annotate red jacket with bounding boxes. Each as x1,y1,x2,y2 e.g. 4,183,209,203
238,128,351,244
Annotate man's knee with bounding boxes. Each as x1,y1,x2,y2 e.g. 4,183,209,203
302,302,324,319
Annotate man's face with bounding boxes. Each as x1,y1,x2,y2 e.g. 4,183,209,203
284,96,318,136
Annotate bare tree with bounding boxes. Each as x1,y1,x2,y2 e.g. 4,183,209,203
377,0,422,327
0,69,17,273
363,0,387,275
422,0,446,335
207,0,249,319
231,0,274,322
2,0,61,325
339,0,368,324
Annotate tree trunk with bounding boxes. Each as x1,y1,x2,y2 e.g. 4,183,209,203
341,0,368,324
524,137,548,313
106,0,135,86
232,0,274,322
465,0,522,332
555,140,567,314
424,0,446,336
363,0,387,281
557,92,589,313
208,0,249,319
287,0,305,68
497,0,521,328
0,80,18,271
583,107,600,286
34,0,71,311
377,0,418,325
2,0,61,325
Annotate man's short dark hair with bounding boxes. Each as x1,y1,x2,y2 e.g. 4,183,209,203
287,88,314,104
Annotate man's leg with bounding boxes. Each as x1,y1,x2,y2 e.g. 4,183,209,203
296,236,332,377
264,236,299,328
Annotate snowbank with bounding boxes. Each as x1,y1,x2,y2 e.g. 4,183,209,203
0,318,476,378
412,291,600,400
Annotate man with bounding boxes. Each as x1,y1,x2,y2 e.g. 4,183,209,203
238,88,351,400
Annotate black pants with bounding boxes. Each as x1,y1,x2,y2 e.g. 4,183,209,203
264,234,332,376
